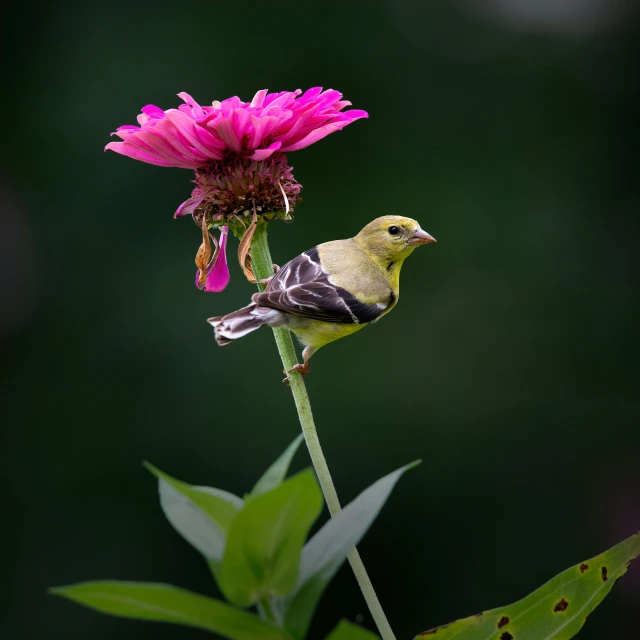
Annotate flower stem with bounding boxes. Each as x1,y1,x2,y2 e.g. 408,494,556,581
251,222,396,640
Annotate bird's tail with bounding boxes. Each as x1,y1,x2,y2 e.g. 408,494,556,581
207,303,267,346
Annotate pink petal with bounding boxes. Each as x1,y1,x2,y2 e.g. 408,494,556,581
214,109,248,152
280,109,369,151
249,141,283,161
271,105,317,143
219,96,244,110
262,90,301,108
144,121,209,164
104,141,191,167
162,111,225,160
296,87,324,105
175,192,206,217
141,104,165,118
266,92,300,110
196,227,230,292
105,88,368,169
343,109,369,120
177,92,205,119
126,128,202,167
250,89,268,108
312,89,343,107
248,113,284,149
280,123,342,152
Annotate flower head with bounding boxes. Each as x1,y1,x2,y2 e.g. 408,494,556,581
105,88,367,291
106,88,367,168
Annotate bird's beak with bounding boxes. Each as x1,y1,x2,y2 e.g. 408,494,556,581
408,229,437,246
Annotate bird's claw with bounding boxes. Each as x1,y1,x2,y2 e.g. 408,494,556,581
282,362,310,385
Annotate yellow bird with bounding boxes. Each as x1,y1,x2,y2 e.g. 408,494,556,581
208,216,436,378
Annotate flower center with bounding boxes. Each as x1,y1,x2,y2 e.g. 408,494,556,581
188,153,302,226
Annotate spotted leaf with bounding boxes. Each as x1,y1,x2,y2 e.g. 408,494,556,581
416,531,640,640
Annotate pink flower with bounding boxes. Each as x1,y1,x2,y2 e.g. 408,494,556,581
105,88,368,292
105,88,367,169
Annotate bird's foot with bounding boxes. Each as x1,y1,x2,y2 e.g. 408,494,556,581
282,361,310,385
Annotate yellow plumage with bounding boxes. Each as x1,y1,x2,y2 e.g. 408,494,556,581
208,215,436,377
290,319,366,351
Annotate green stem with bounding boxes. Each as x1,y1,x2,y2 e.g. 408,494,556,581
251,222,396,640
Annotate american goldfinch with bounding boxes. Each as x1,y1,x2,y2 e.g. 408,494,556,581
208,216,436,377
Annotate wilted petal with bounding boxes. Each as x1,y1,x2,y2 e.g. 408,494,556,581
196,227,230,292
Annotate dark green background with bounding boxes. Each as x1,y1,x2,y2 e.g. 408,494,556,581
2,1,639,638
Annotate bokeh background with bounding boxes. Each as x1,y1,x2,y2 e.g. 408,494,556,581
2,1,639,638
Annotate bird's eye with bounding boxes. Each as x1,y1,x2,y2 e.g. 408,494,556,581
388,225,400,236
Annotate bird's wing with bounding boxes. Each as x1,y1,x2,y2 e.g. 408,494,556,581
253,247,390,324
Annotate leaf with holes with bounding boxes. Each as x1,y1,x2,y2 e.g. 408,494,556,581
49,581,292,640
415,531,640,640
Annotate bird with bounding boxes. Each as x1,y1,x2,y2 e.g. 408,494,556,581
208,215,436,380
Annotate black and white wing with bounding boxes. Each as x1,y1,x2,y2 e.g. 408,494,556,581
252,247,389,324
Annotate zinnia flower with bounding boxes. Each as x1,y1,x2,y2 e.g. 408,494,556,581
105,88,367,292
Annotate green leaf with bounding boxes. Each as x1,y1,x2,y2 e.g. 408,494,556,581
220,469,323,608
159,481,243,565
251,434,304,498
49,581,292,640
279,462,419,639
324,620,380,640
415,531,640,640
145,462,242,563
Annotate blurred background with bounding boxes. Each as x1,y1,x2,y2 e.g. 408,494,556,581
2,1,639,638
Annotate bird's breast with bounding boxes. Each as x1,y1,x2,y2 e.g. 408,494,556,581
317,240,394,306
291,320,367,348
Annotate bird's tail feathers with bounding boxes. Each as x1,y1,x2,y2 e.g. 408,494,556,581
208,303,268,346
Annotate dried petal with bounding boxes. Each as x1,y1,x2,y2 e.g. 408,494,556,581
237,211,259,284
195,216,213,286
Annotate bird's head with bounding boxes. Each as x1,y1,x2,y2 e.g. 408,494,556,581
354,215,436,262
